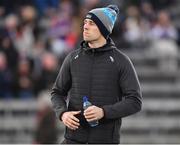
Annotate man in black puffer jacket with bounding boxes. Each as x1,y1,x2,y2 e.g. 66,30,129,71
51,4,142,144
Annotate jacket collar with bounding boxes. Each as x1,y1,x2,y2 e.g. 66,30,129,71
81,37,116,52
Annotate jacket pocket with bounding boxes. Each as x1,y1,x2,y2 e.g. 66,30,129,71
88,120,115,143
65,126,88,143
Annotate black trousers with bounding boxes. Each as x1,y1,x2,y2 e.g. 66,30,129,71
61,138,85,144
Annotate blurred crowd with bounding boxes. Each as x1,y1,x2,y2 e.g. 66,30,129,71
0,0,180,100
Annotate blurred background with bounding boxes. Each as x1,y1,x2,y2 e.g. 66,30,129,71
0,0,180,144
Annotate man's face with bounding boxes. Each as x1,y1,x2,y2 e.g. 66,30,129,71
83,19,102,42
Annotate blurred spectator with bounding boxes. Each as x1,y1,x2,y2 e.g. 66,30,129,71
0,6,5,26
47,0,79,57
148,10,178,71
14,6,37,59
34,0,59,16
34,90,58,144
0,52,13,99
4,14,19,39
140,1,156,24
13,59,34,99
0,36,19,72
149,10,178,40
123,5,150,48
31,39,48,81
34,52,58,93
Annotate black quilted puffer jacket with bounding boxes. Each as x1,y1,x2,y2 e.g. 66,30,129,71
51,38,142,144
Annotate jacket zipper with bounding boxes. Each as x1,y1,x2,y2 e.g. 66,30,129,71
87,49,95,143
89,49,95,101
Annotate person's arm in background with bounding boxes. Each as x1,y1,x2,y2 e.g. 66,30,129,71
102,53,142,119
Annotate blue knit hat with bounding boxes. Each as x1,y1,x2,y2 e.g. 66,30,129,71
85,5,119,39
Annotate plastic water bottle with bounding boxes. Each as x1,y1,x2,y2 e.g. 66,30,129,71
83,96,98,127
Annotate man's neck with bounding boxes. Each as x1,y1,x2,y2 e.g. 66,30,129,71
88,37,107,48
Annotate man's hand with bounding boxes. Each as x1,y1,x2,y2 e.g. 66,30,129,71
61,111,81,130
84,106,104,122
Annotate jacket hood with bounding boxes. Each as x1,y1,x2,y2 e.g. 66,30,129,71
80,37,116,52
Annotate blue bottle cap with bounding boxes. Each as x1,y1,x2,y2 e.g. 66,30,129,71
83,96,88,102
